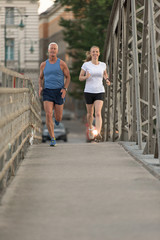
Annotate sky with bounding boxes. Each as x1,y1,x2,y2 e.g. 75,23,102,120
38,0,54,14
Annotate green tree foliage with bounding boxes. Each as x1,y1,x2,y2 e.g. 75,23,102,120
59,0,113,99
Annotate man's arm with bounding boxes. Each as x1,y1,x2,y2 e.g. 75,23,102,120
60,60,71,98
39,62,45,97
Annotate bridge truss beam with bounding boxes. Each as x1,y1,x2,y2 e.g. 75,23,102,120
103,0,160,162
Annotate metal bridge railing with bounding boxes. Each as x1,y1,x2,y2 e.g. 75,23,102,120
0,65,42,191
103,0,160,162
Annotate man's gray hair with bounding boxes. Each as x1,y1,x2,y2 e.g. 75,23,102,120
48,42,58,50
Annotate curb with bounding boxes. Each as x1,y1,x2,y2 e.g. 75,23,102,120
119,141,160,181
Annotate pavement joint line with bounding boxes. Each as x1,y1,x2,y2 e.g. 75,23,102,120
119,141,160,181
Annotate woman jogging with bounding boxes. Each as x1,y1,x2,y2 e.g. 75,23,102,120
79,46,110,142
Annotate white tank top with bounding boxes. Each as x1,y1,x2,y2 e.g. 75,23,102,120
81,61,106,93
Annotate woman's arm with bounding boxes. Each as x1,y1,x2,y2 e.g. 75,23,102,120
79,69,91,81
103,69,110,86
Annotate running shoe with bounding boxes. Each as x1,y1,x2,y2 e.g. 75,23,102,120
94,133,102,142
50,137,57,146
88,127,95,140
55,119,60,126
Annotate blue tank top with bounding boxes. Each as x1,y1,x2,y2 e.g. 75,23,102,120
43,58,64,89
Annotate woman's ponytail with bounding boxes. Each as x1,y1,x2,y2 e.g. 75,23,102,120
84,46,100,62
84,51,92,62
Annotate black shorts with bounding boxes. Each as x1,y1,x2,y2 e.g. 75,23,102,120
43,88,65,105
84,92,105,104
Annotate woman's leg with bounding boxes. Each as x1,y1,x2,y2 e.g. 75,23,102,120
86,104,94,129
94,100,104,134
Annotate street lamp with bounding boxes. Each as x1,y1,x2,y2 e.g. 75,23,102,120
30,45,34,54
4,8,28,67
18,19,25,29
18,38,35,72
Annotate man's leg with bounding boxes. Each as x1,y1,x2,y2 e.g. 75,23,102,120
44,101,55,138
94,100,103,134
54,104,64,123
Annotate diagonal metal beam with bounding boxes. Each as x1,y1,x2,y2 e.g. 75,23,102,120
131,0,142,149
149,0,160,162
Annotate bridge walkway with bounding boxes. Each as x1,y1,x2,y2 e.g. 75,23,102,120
0,141,160,240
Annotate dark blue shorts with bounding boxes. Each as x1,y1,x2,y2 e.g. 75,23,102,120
43,88,65,105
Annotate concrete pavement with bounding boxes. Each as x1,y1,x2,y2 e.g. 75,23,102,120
0,141,160,240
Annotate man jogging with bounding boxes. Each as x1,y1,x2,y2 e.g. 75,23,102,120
39,42,70,146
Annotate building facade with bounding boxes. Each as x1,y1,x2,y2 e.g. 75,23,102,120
39,2,76,110
39,2,73,65
0,0,39,91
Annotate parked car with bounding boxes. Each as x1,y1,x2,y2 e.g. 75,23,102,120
62,109,75,120
41,109,75,124
42,122,68,142
41,110,46,125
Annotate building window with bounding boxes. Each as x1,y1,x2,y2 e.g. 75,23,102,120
6,39,14,60
6,7,14,25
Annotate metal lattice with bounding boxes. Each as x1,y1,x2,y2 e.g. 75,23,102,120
103,0,160,162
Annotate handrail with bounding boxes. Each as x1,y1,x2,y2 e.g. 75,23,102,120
0,65,42,191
